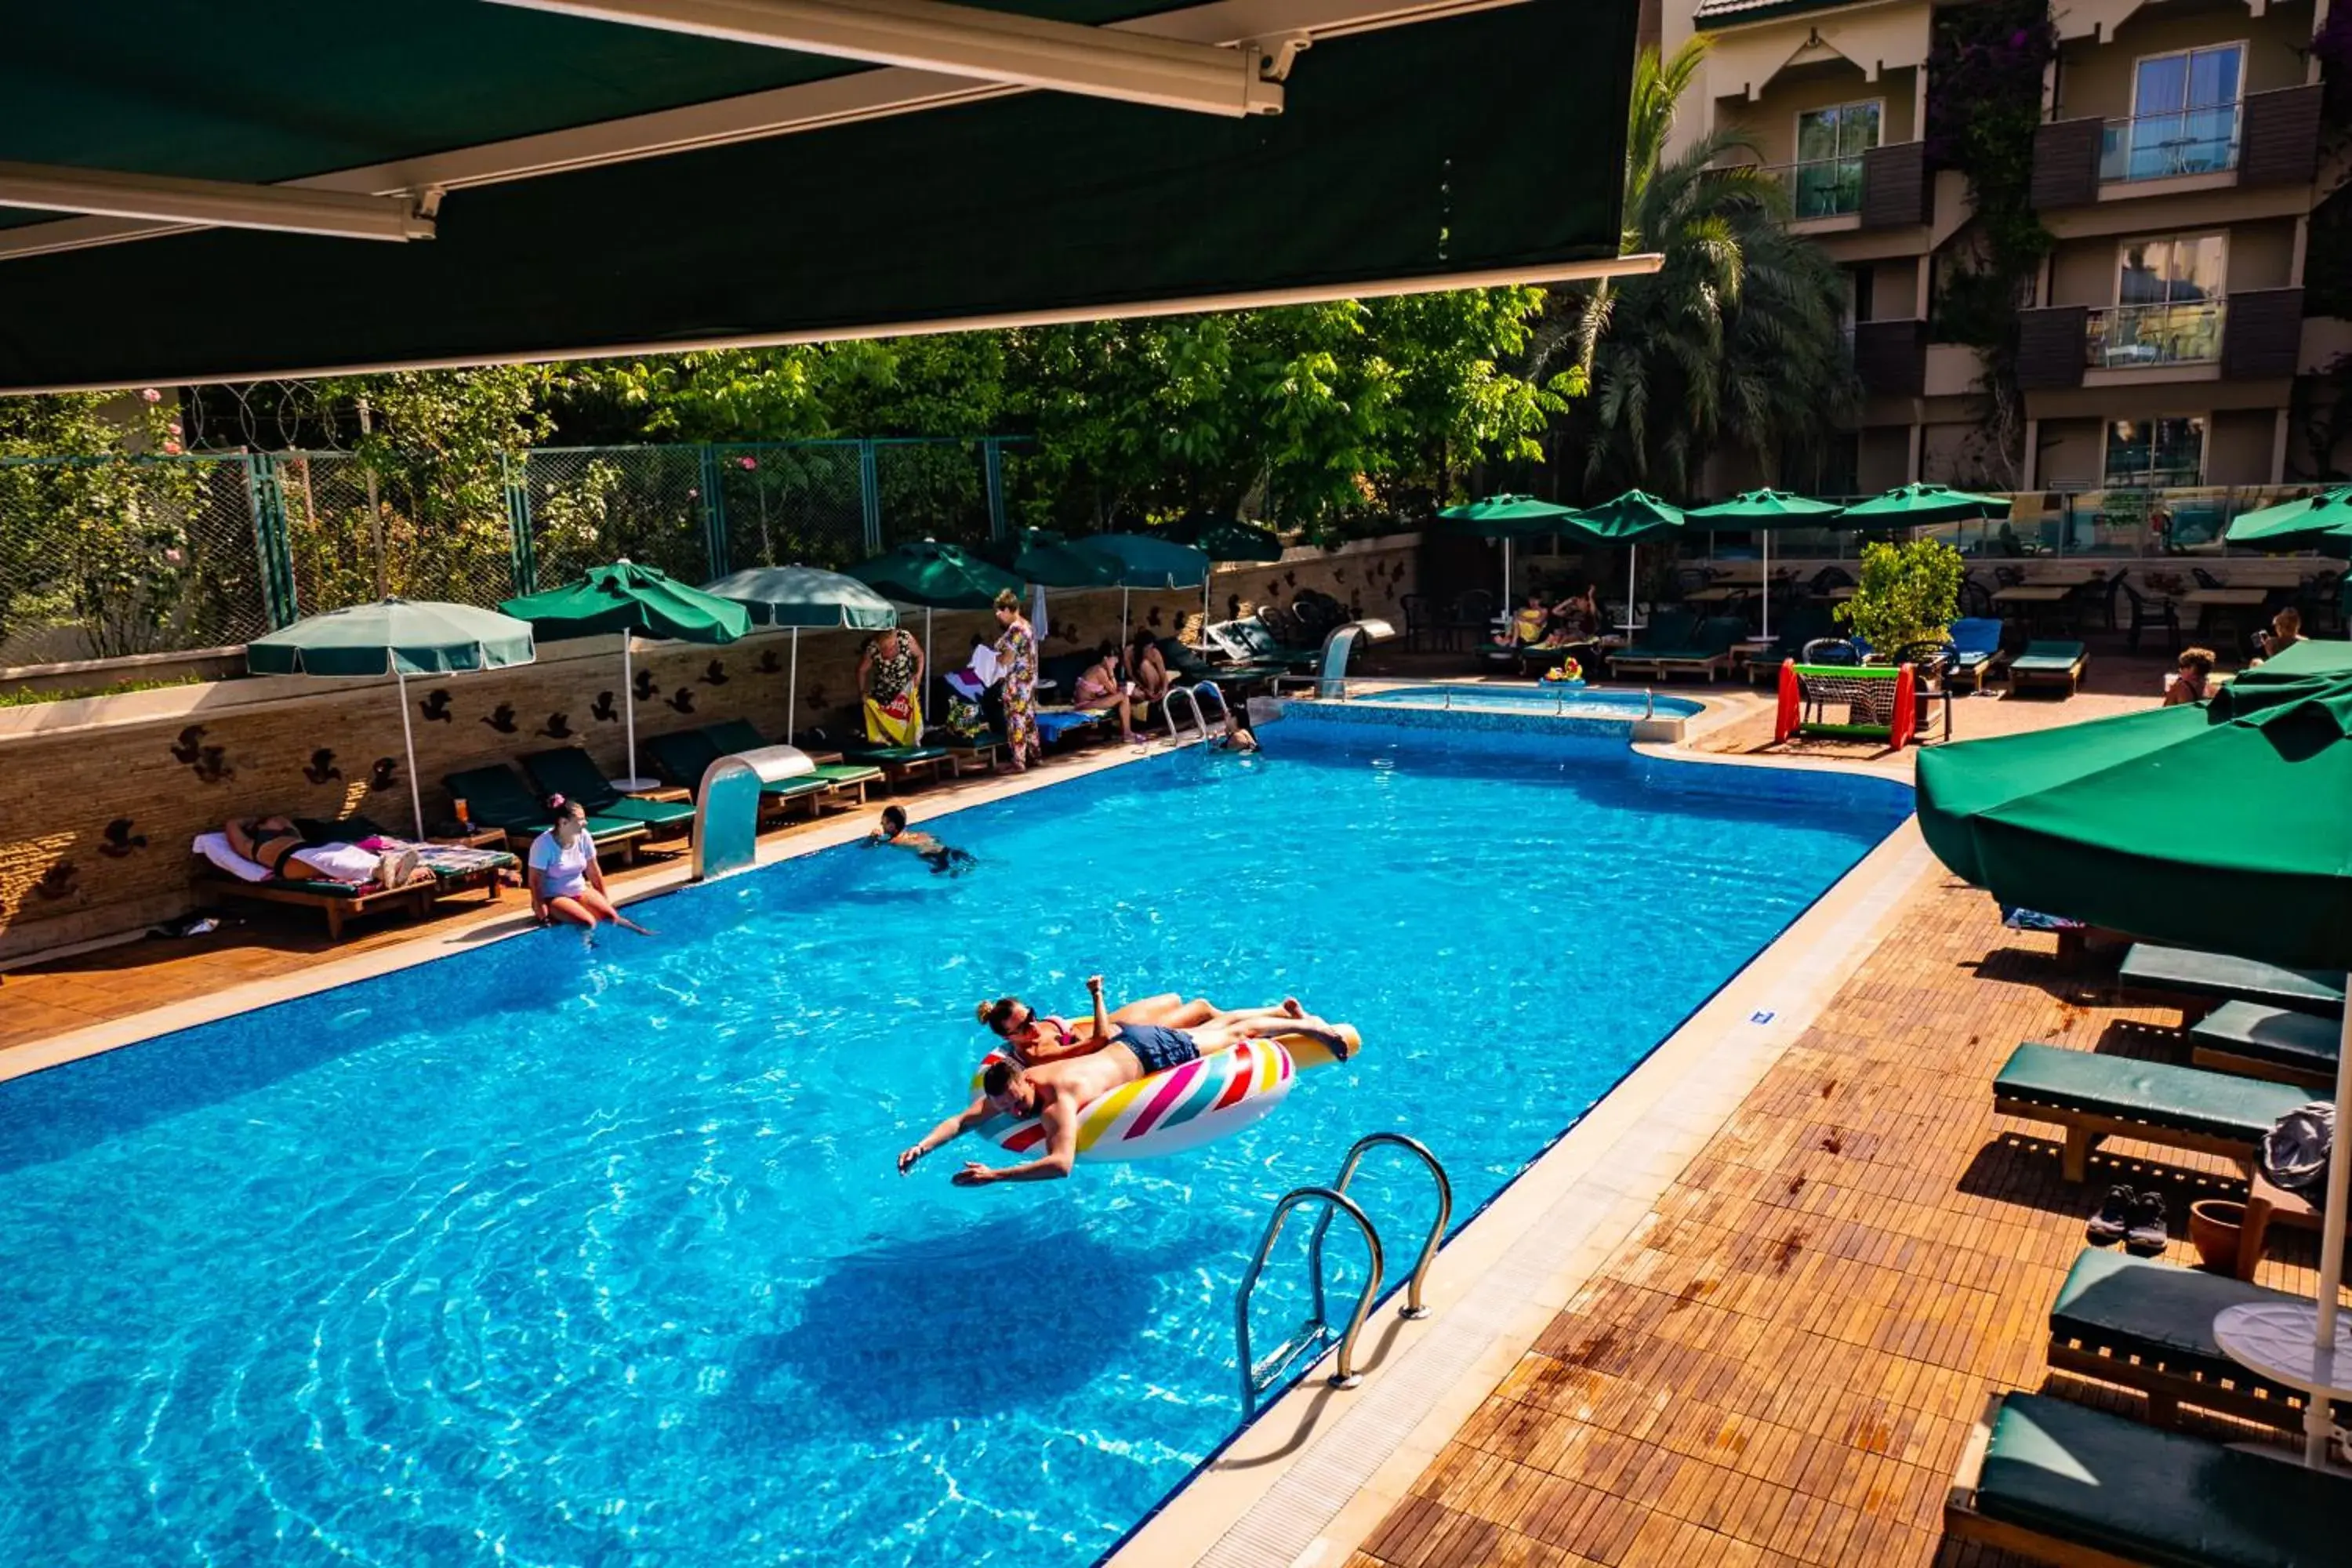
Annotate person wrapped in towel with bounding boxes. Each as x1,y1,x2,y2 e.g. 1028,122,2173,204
858,627,926,747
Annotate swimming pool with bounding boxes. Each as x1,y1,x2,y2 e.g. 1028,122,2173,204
0,724,1911,1568
1346,684,1705,718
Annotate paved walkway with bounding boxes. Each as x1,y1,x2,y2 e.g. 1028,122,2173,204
1345,877,2328,1568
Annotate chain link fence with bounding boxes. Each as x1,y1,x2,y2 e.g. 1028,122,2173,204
0,455,270,665
0,438,1018,669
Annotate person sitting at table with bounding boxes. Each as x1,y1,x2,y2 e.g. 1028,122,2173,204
2256,607,2303,662
2164,646,2216,706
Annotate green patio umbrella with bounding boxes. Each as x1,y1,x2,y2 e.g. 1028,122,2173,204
1686,490,1843,639
1835,481,2013,528
2224,486,2352,549
1917,656,2352,1463
1563,490,1686,634
1439,494,1580,610
702,565,898,739
1082,532,1214,652
982,529,1124,588
1157,512,1287,564
246,597,536,838
848,541,1025,714
502,560,751,790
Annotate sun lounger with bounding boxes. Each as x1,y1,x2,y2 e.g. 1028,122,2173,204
1991,1041,2307,1181
191,820,515,941
1604,609,1699,680
1946,617,2005,693
2046,1247,2342,1432
1207,617,1321,673
1638,615,1750,682
2120,942,2345,1021
519,747,698,839
838,741,949,786
644,730,830,818
441,766,648,864
1945,1392,2343,1568
2189,1000,2341,1087
2005,639,2087,695
700,720,883,804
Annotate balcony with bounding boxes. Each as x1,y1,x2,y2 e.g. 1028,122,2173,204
2085,300,2224,369
2031,85,2323,209
1735,142,1929,231
1852,319,1927,397
1763,156,1863,220
2099,106,2238,183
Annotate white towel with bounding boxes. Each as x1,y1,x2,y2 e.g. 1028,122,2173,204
1031,582,1051,644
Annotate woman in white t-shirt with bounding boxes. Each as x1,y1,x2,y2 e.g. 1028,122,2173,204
528,797,649,935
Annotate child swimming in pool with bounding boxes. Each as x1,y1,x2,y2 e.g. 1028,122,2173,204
866,804,977,876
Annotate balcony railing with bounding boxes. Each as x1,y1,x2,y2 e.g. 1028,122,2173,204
2085,300,2225,368
2099,105,2241,183
1757,156,1864,220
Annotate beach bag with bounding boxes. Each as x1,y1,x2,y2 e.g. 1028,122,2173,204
2259,1102,2334,1200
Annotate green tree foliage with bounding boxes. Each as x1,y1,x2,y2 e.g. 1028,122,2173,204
1835,537,1965,655
1552,39,1857,500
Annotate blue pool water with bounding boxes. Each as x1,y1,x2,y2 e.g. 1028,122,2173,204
1348,685,1704,718
0,724,1911,1568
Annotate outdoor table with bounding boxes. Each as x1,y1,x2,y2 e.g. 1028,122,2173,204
2181,586,2271,641
2213,1301,2352,1465
2025,565,2102,586
1814,586,1857,602
1683,586,1747,604
1992,585,2071,604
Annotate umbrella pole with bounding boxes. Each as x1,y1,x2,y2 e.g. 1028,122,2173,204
1762,531,1772,641
787,627,800,740
622,634,639,786
2306,1012,2352,1465
924,607,935,727
1626,547,1638,633
396,665,424,840
1502,536,1513,611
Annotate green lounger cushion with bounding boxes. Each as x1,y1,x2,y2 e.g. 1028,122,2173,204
1995,1042,2306,1142
2122,943,2345,1017
700,720,873,788
808,763,881,787
519,748,695,828
1625,610,1697,653
1973,1392,2345,1567
2192,1000,2341,1074
843,744,949,764
648,731,822,802
2010,641,2086,671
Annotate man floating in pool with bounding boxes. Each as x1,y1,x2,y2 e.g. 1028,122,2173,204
866,804,977,877
899,976,1356,1185
975,989,1303,1065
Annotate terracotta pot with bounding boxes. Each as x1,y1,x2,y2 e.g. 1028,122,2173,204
2189,1200,2247,1270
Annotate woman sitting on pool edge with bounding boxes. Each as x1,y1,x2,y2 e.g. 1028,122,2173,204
530,797,650,937
904,978,1355,1184
867,804,977,876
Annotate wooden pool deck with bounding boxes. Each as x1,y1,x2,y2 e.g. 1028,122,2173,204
1345,875,2329,1568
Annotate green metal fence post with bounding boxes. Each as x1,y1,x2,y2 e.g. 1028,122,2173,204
245,452,301,626
699,444,730,578
984,438,1006,543
503,451,537,595
858,439,883,554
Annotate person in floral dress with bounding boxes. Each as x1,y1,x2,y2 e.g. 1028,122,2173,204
991,590,1042,771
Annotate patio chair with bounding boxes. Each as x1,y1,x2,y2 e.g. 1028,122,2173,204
2046,1247,2346,1433
2192,566,2226,590
1602,608,1699,679
1804,566,1853,597
2301,571,2345,637
1958,578,1996,619
1442,590,1496,651
702,719,885,804
1740,605,1834,684
644,729,831,819
1399,593,1442,652
2118,942,2345,1020
2005,640,2087,695
1992,565,2026,589
441,765,649,863
1944,618,2005,692
1798,637,1860,666
519,747,698,840
2119,581,2180,655
1208,616,1321,673
2188,1000,2340,1087
1946,1392,2346,1566
1991,1040,2307,1181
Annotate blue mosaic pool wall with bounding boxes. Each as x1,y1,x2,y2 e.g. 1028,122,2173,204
1276,697,1665,742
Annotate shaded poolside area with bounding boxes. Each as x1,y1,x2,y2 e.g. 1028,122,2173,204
1344,873,2329,1568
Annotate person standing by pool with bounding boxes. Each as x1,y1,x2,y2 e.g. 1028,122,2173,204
901,982,1355,1184
856,626,925,748
529,797,649,937
991,589,1041,772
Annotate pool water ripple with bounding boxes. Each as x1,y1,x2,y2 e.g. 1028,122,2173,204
0,728,1909,1568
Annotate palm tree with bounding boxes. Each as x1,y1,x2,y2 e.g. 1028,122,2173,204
1549,40,1858,499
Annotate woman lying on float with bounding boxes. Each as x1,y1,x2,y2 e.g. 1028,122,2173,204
898,976,1359,1186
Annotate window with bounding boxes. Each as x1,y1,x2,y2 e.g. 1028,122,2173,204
2104,416,2206,488
2090,234,2227,366
2108,42,2245,180
1790,101,1880,219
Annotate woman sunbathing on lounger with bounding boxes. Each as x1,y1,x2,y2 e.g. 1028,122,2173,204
978,980,1308,1065
225,815,425,891
529,797,649,938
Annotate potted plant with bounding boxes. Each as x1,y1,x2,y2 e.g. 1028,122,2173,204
1834,538,1966,663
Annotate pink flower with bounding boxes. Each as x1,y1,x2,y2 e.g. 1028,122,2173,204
140,387,162,404
162,440,183,455
167,421,183,437
738,456,758,470
686,487,699,499
163,547,185,565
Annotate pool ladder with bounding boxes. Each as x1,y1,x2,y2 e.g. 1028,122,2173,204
1162,680,1230,744
1234,1133,1453,1412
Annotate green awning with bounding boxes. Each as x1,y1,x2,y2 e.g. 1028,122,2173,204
0,0,1642,392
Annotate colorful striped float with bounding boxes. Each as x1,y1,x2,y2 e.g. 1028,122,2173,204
971,1025,1358,1163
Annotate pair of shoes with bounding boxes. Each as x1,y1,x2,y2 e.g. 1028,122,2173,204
2086,1184,2169,1256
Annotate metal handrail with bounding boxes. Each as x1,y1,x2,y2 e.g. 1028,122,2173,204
1308,1133,1453,1321
1236,1186,1385,1411
1162,679,1230,745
